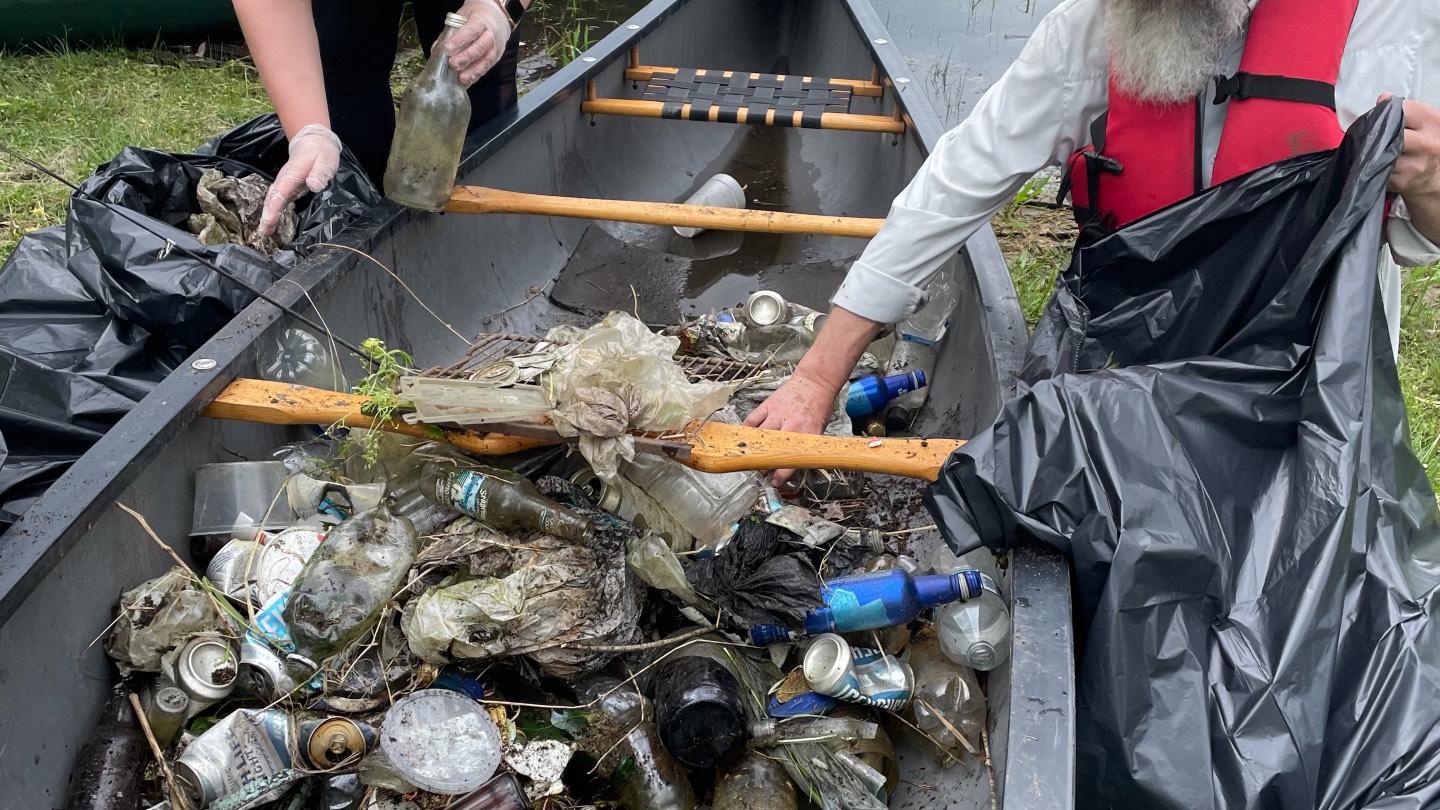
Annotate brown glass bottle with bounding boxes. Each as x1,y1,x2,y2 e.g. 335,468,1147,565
385,12,471,211
423,462,593,541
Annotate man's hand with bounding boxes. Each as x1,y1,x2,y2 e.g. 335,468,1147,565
1380,95,1440,246
259,124,341,236
446,0,513,87
743,368,843,486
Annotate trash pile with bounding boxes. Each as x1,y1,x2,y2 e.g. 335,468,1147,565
75,282,1011,810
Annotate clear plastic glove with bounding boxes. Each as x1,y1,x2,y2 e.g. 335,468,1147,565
259,124,341,236
743,368,842,486
446,0,514,87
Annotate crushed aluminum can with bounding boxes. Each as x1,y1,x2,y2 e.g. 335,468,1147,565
236,635,300,701
744,290,790,327
302,717,377,769
765,504,846,547
205,539,263,601
472,349,559,387
175,709,298,808
164,634,237,711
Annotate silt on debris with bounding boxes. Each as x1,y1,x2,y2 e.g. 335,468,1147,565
81,294,1009,809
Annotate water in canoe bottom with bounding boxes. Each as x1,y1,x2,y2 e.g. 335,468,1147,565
79,300,1009,810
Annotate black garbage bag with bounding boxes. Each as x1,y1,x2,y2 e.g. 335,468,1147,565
688,516,821,627
928,100,1440,809
0,114,379,525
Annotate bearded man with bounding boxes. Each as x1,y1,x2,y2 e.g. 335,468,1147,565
745,0,1440,467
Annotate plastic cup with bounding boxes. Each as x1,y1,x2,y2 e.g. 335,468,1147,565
674,173,746,238
191,461,297,536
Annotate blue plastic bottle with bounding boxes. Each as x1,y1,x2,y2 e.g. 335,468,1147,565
749,568,990,645
845,371,928,418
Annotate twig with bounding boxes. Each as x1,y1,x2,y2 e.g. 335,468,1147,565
116,501,196,576
983,719,997,810
560,625,714,652
128,692,190,810
313,242,471,346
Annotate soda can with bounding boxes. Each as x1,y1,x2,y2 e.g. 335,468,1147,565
744,290,790,327
301,717,376,769
168,635,238,709
237,635,299,701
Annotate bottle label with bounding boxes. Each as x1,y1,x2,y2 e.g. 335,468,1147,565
440,470,491,520
826,588,894,631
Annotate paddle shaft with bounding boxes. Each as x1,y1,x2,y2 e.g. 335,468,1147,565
445,185,884,239
204,379,964,481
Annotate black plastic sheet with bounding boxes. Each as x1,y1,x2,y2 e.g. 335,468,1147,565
0,115,379,525
929,101,1440,808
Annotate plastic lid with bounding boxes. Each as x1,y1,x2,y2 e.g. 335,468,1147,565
966,641,997,669
381,689,501,794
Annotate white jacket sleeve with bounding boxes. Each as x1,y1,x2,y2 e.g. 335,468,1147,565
1388,198,1440,267
831,0,1109,324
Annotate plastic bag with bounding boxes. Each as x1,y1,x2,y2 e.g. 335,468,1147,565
543,312,735,479
0,114,378,525
104,567,230,675
687,516,820,627
402,516,644,677
928,102,1440,808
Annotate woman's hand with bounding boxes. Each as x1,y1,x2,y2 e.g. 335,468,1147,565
446,0,514,87
259,124,341,236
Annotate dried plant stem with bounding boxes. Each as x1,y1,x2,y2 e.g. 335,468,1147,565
560,625,714,652
128,692,190,810
116,501,196,576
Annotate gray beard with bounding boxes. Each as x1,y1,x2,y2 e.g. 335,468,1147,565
1104,0,1251,104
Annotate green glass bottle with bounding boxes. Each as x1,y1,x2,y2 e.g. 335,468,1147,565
385,12,471,211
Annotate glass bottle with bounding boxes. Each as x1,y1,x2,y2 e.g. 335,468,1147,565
283,507,419,674
582,678,697,810
385,12,471,211
749,568,988,645
63,690,145,810
714,750,799,810
422,462,592,541
883,270,958,428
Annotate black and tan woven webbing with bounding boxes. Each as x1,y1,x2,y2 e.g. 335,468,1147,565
641,68,854,128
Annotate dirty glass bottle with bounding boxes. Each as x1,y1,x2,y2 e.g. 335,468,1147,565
385,12,471,211
421,462,593,541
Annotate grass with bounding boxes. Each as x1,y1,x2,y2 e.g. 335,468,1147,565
0,45,270,256
992,197,1440,494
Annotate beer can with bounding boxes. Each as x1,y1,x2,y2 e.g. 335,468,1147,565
237,635,299,701
205,539,262,601
175,708,295,806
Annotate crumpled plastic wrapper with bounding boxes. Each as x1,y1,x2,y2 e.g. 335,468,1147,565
505,740,574,800
542,312,734,480
186,168,297,255
104,566,231,675
401,517,643,678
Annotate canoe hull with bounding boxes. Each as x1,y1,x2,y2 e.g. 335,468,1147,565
0,2,1072,807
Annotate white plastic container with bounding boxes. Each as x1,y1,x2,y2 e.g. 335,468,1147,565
674,173,746,238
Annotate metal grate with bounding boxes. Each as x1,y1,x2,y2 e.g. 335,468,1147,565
422,332,766,385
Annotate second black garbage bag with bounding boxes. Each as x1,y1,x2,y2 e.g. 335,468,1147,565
929,100,1440,809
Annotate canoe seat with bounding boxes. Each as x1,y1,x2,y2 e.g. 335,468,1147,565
583,61,906,134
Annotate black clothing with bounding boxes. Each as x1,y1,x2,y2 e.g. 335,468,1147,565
312,0,519,184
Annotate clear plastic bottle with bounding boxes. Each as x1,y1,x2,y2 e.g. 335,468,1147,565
908,636,986,765
257,327,342,391
884,270,958,428
621,454,759,549
422,462,592,541
283,507,419,674
935,576,1012,671
385,12,471,211
714,750,798,810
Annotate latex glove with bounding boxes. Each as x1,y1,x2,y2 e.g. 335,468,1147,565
743,368,843,486
259,124,341,236
446,0,513,87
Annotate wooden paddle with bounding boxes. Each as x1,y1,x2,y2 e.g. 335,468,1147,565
444,185,885,239
203,378,965,481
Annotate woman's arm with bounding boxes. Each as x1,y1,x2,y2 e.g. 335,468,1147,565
233,0,329,136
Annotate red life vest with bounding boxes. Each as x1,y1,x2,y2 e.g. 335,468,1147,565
1064,0,1360,233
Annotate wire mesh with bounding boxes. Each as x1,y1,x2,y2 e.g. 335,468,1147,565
421,332,765,385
